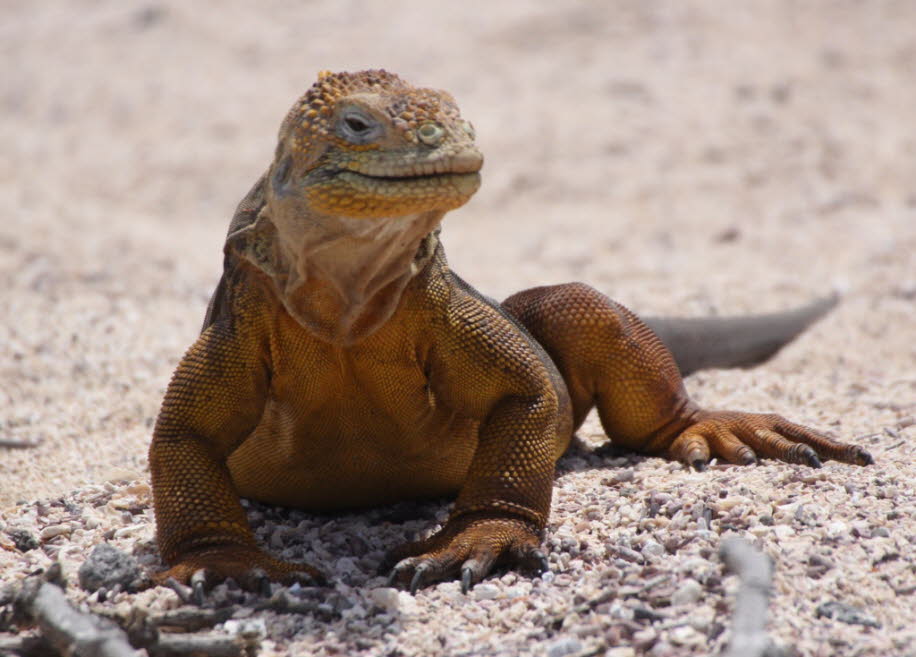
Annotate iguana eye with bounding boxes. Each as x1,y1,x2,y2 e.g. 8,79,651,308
338,110,381,143
345,115,371,133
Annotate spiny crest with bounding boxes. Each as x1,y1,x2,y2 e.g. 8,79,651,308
310,69,409,100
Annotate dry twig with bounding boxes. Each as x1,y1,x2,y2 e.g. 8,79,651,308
0,439,41,449
13,576,142,657
719,537,783,657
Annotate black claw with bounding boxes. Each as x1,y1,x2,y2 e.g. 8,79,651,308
461,566,473,594
791,445,820,468
386,568,400,588
742,454,758,466
805,449,823,469
289,572,310,588
301,571,322,588
409,567,425,595
255,572,271,597
535,551,550,574
190,569,207,606
691,459,707,472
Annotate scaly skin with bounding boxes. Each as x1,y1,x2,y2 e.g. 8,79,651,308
149,70,872,594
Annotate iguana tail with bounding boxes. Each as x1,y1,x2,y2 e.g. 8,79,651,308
643,295,838,377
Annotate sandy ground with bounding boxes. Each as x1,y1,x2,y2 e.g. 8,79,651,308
1,2,914,656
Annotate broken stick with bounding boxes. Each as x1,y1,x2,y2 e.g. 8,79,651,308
719,537,783,657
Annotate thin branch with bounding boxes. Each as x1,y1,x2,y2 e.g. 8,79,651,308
0,438,42,449
15,578,143,657
148,634,245,657
719,537,782,657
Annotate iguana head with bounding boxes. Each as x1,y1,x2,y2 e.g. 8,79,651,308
270,69,482,219
231,70,483,344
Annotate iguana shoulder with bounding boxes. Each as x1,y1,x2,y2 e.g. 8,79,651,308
202,173,268,330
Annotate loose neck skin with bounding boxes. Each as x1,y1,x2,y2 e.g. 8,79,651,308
234,198,446,345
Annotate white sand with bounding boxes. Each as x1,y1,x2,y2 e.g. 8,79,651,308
1,2,914,655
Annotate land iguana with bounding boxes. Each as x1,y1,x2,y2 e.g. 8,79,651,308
149,70,872,595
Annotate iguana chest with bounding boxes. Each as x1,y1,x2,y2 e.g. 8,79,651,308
226,313,479,510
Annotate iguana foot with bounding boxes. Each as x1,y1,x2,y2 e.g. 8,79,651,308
386,515,548,594
154,545,325,602
669,411,874,470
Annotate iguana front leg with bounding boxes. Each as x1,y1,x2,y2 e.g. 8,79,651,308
387,396,555,593
388,293,563,592
502,283,873,469
149,282,323,592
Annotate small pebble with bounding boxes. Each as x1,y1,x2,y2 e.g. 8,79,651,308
677,557,708,574
6,529,38,552
39,524,71,541
473,584,500,600
606,649,636,657
546,637,582,657
650,640,676,657
816,601,882,628
772,524,795,539
633,628,657,645
368,587,400,612
78,543,144,592
610,470,635,484
224,618,267,640
827,521,848,538
669,625,704,646
642,540,665,558
504,585,527,599
671,579,703,606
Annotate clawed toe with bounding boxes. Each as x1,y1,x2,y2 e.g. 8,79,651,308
532,549,550,575
851,446,874,466
287,569,325,588
385,516,544,593
672,411,874,469
409,563,431,594
252,568,272,597
804,448,822,469
191,569,207,605
460,565,474,594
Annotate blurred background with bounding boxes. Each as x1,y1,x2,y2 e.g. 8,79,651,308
2,1,914,503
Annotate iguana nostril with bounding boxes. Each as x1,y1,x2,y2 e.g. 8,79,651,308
417,122,445,146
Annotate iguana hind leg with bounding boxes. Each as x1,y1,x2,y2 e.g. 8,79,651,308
501,283,872,467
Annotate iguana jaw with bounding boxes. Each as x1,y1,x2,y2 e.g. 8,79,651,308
303,168,481,219
295,127,484,219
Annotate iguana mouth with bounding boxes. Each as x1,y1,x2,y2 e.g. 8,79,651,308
339,147,484,180
301,167,481,219
333,169,482,198
342,170,477,183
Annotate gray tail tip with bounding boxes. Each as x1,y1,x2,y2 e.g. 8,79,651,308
645,291,843,377
792,291,841,327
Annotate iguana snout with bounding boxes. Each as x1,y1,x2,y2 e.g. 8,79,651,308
273,69,483,219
